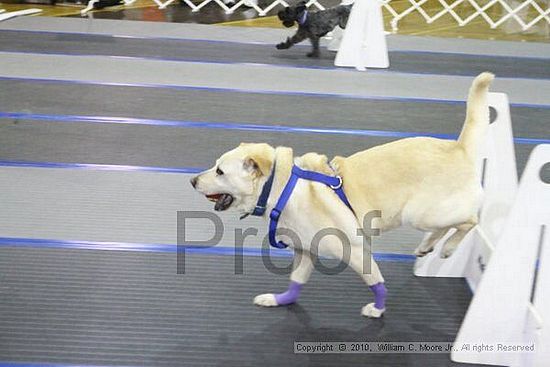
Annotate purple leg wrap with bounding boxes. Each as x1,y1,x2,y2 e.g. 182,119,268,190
369,282,387,310
274,281,303,305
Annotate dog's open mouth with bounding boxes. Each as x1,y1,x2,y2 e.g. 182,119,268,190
206,193,234,211
282,20,295,28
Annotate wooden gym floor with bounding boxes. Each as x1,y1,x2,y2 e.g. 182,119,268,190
1,0,549,43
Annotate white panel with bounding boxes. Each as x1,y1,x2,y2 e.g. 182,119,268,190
335,0,389,70
452,144,550,366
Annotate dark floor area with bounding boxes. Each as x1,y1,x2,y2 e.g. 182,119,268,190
66,0,298,23
0,246,479,367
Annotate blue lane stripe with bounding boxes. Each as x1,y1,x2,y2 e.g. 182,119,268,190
1,75,549,109
0,364,115,367
515,137,550,145
0,28,281,46
0,236,416,262
390,48,550,61
0,160,192,172
0,76,470,105
1,112,548,145
0,160,201,174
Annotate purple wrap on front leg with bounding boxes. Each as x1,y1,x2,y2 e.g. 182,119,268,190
369,282,387,310
274,281,303,305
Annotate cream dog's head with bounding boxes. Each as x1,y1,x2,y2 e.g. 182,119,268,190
190,143,275,214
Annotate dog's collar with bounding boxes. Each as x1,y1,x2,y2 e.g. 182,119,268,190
240,162,276,220
297,10,308,25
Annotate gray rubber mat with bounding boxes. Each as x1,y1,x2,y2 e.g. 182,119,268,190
0,117,404,167
0,246,483,367
1,78,549,139
2,52,548,106
3,16,550,59
0,117,536,176
1,30,549,79
0,166,424,252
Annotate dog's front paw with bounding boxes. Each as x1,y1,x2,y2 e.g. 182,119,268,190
276,42,289,50
307,51,320,58
361,303,385,318
253,293,278,307
414,245,434,257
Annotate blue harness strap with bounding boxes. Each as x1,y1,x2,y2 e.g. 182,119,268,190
268,165,354,249
297,10,308,26
250,162,276,217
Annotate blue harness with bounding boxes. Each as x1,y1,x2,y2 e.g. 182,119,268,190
249,163,354,249
297,10,308,26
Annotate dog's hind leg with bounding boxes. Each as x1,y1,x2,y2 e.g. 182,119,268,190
414,228,450,257
253,249,314,307
440,222,476,258
324,243,387,318
307,36,320,58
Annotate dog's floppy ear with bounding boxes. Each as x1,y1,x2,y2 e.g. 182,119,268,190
277,8,286,20
244,155,272,177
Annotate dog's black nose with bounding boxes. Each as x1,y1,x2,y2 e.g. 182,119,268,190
190,177,198,188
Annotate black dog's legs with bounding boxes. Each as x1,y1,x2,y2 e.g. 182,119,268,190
307,36,320,58
276,29,321,58
276,30,308,50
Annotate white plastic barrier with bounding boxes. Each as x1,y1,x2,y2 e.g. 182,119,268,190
0,8,42,22
414,93,518,291
452,144,550,366
81,0,137,15
334,0,389,70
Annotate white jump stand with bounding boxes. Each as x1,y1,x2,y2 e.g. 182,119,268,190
0,8,42,22
414,93,518,291
327,0,353,51
81,0,135,16
452,144,550,366
334,0,389,71
327,26,344,52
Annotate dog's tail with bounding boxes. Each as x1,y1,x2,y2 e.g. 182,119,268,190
457,72,494,158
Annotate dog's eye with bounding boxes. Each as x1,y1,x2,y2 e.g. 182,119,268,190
216,167,224,176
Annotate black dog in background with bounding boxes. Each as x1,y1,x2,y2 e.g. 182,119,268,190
90,0,123,9
276,1,352,58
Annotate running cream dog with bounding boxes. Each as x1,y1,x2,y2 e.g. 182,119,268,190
190,72,494,318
